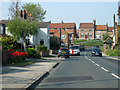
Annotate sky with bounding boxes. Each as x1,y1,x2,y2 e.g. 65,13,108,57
0,1,119,29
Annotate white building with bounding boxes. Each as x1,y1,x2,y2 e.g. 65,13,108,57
5,21,50,50
29,22,50,50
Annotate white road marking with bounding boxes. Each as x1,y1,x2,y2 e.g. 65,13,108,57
111,73,120,79
95,63,100,67
89,59,91,61
91,61,95,63
101,67,109,72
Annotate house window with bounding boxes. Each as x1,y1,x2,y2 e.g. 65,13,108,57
51,28,54,30
98,30,101,33
61,35,66,39
40,39,44,45
89,34,92,38
70,28,73,31
81,34,84,38
81,28,84,32
90,28,92,32
57,28,60,30
65,28,67,31
70,33,73,38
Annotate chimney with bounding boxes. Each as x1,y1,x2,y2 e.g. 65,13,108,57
106,23,108,32
61,20,64,23
23,10,27,19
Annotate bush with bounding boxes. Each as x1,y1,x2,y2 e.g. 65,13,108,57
8,50,28,64
2,35,19,50
26,48,38,58
37,45,47,52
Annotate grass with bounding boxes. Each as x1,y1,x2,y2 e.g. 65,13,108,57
3,60,35,67
101,46,119,56
73,39,103,46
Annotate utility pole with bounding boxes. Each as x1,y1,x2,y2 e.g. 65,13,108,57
113,14,116,45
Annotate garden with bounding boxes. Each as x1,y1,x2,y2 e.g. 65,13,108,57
2,35,49,66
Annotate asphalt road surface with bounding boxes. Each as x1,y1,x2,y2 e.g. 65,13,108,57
36,47,120,89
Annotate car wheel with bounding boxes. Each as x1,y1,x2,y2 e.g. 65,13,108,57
100,54,102,57
92,53,93,57
67,56,70,58
77,53,80,56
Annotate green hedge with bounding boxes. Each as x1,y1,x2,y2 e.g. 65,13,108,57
37,45,47,52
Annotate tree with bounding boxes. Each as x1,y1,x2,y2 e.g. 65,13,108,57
103,34,112,41
22,3,46,22
6,17,40,51
8,0,21,19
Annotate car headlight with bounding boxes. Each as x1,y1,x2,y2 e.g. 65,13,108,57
92,51,95,53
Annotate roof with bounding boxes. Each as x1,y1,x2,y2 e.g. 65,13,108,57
108,27,114,32
39,22,50,28
79,23,94,28
0,21,5,24
50,30,58,33
96,25,107,30
50,23,76,28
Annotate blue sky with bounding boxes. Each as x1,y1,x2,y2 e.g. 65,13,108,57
1,2,119,29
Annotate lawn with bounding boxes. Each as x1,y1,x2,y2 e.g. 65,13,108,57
73,39,103,46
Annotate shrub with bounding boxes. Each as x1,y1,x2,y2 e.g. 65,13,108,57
2,35,19,50
8,50,28,64
26,48,38,58
37,45,47,52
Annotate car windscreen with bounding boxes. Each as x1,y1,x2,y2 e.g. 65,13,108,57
93,48,101,52
69,46,79,49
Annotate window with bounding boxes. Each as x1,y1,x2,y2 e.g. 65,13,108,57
61,35,66,39
90,28,92,32
65,28,67,31
57,28,60,30
70,28,73,31
89,34,92,38
40,39,44,45
51,28,54,30
81,28,84,32
70,33,73,38
81,34,84,38
98,30,101,33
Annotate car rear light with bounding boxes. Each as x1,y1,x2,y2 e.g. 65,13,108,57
59,49,61,50
67,49,69,51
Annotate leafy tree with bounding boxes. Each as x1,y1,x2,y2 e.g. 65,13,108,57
50,37,60,50
8,0,21,19
102,34,112,41
22,3,46,22
6,17,40,51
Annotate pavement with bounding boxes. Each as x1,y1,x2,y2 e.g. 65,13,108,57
1,56,62,89
102,53,120,60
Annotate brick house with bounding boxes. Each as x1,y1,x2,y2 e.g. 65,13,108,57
53,29,70,47
107,27,114,37
79,23,95,39
50,22,76,40
96,25,107,39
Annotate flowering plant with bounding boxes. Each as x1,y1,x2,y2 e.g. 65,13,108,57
8,50,28,63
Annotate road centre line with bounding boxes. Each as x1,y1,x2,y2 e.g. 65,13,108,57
111,73,120,79
101,67,109,72
95,63,100,67
85,51,120,79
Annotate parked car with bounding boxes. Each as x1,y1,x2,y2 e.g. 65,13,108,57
58,47,69,58
80,45,85,50
69,45,80,56
91,48,102,57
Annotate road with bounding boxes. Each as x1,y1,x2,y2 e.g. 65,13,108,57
36,47,119,89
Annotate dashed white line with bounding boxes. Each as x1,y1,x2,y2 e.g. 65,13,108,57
111,73,120,79
91,61,95,63
101,67,109,72
89,59,92,61
95,63,100,67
